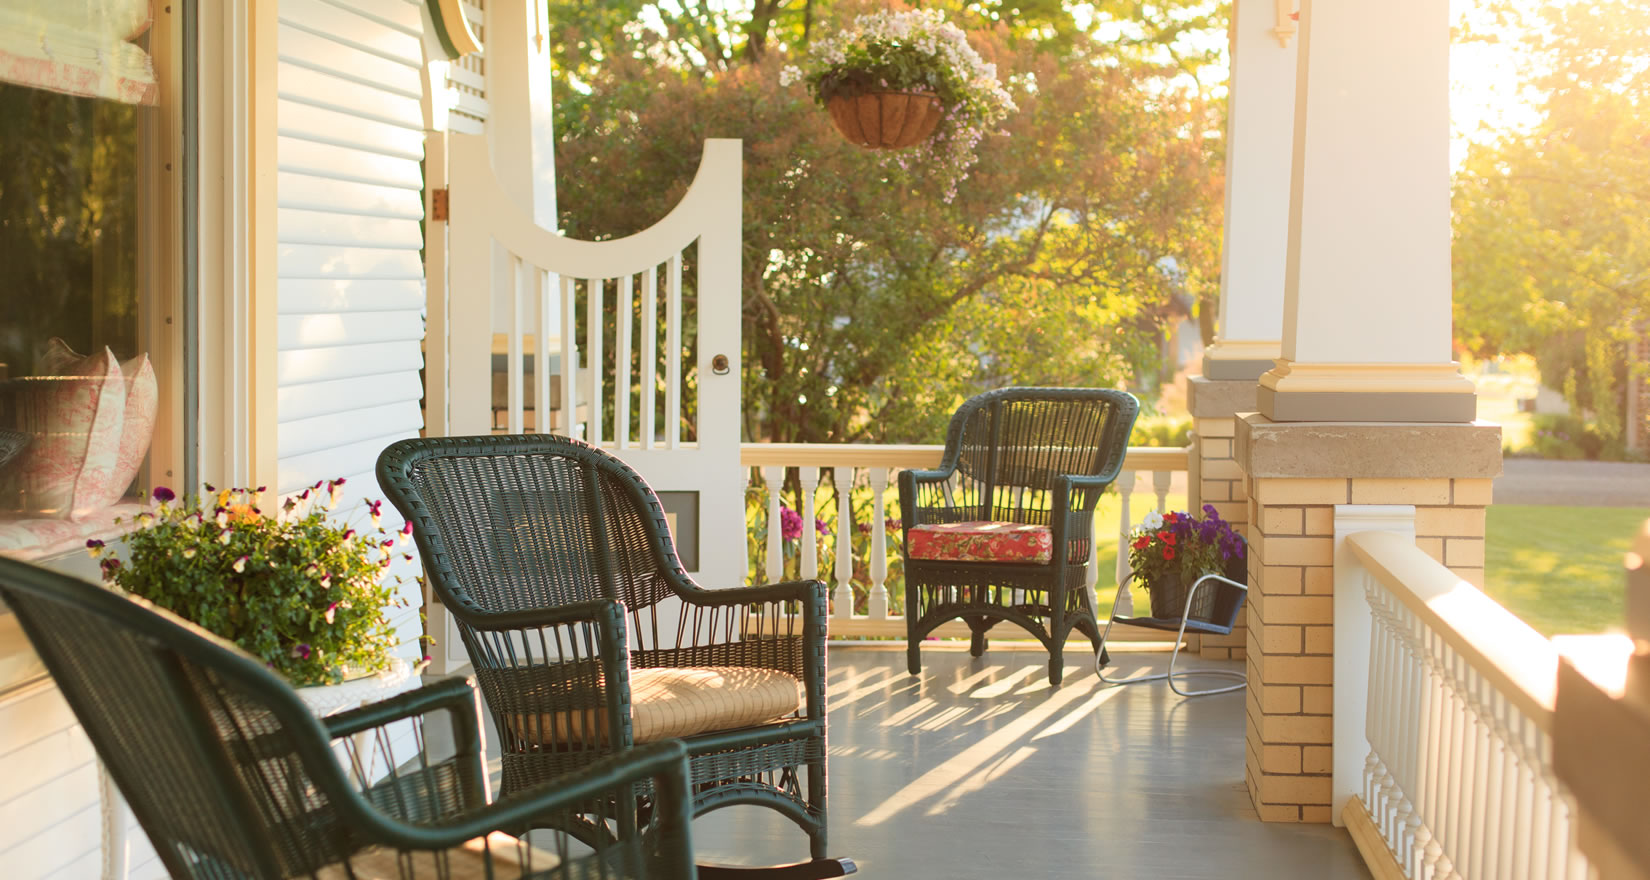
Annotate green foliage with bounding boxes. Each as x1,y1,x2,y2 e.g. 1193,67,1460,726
555,7,1224,445
1452,0,1650,448
95,484,411,687
1129,413,1192,447
1518,413,1610,461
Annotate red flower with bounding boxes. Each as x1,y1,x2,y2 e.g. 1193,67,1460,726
1164,512,1181,523
1157,530,1177,546
1162,547,1176,561
1131,535,1150,550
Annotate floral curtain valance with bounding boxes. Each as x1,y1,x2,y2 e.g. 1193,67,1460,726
0,0,157,104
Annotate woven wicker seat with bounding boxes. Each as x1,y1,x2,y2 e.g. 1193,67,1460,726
508,665,804,747
378,435,852,878
899,387,1139,685
0,556,696,880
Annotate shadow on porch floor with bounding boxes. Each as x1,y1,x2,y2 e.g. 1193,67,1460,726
688,644,1371,879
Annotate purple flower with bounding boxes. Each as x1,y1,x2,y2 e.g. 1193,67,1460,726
151,486,176,504
885,518,903,531
815,517,830,536
292,644,311,660
780,507,803,541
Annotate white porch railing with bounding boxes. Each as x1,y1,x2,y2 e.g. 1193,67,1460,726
739,443,1188,640
1338,528,1594,880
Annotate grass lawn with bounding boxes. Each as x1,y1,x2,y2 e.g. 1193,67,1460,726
1483,505,1647,636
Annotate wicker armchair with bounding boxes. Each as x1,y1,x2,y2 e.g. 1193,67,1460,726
899,387,1139,685
377,435,852,879
0,556,696,880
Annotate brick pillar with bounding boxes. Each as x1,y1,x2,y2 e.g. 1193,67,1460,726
1237,414,1501,823
1188,376,1257,661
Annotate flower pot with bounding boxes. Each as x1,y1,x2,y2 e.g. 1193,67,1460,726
826,91,944,149
1145,570,1217,621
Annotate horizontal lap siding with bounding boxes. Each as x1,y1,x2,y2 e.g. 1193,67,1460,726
277,0,427,498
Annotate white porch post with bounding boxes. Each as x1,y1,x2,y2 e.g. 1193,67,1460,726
1202,0,1299,382
1260,0,1473,422
487,0,557,226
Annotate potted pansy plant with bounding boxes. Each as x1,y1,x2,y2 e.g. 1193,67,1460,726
89,479,421,687
783,7,1017,199
1126,504,1247,620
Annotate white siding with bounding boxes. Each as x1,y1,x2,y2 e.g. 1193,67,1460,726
276,0,427,665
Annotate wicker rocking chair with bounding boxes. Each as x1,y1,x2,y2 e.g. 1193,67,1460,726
378,435,853,880
900,387,1139,685
0,556,696,880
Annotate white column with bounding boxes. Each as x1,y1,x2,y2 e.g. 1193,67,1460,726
486,0,557,226
1203,0,1299,381
1260,0,1475,422
832,466,855,620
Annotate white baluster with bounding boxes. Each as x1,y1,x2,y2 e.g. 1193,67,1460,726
1114,470,1135,617
666,253,682,448
868,467,890,621
640,267,657,447
799,466,820,582
1152,468,1172,513
832,466,855,621
508,255,526,435
762,466,783,584
616,273,633,448
743,469,754,587
586,277,604,445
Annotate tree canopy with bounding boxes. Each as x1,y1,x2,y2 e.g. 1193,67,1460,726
551,0,1226,444
1453,0,1650,452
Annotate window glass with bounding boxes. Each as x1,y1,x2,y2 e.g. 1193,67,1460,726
0,79,155,552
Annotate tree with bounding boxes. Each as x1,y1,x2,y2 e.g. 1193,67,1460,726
1453,0,1650,452
553,1,1226,444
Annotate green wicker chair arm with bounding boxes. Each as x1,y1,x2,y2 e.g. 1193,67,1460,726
324,677,479,741
673,578,827,608
341,740,695,855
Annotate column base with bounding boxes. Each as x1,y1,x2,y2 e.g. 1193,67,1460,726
1202,340,1280,382
1258,360,1478,423
1237,414,1502,823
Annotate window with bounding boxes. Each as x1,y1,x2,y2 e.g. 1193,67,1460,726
0,3,185,562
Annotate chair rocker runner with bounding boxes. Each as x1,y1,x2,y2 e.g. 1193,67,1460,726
899,387,1140,685
1097,571,1249,697
0,556,698,880
378,435,854,880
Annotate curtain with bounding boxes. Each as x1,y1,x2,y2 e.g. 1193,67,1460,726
0,0,156,105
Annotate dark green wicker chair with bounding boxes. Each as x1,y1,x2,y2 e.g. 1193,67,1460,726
899,387,1139,685
0,555,696,879
377,435,853,879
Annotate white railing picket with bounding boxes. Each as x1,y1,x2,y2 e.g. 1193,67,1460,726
761,465,783,585
832,466,854,620
867,467,890,620
798,466,820,582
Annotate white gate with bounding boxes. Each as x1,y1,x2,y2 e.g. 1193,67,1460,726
425,133,743,669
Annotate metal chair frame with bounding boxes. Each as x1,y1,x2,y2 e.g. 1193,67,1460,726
1097,572,1249,697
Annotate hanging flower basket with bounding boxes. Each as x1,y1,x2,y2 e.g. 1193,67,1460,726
825,90,945,149
783,8,1016,197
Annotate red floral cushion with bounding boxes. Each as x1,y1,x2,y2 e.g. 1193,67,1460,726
907,521,1053,564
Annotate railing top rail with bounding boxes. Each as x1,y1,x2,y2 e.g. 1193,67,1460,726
739,443,1189,472
1347,529,1557,730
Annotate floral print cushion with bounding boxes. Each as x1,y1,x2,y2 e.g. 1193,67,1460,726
36,340,158,518
908,521,1053,564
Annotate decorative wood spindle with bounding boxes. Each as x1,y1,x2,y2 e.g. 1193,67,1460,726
762,466,784,584
799,466,820,582
832,466,855,620
868,467,890,620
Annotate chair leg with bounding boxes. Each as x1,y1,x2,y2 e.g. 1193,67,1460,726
907,642,922,676
1047,642,1064,685
967,620,988,657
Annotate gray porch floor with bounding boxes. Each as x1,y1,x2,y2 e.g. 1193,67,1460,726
691,645,1370,879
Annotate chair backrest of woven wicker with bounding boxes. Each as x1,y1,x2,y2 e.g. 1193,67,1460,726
400,441,677,616
950,389,1137,522
0,558,364,879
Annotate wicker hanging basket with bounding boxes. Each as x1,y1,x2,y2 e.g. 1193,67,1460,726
826,91,945,149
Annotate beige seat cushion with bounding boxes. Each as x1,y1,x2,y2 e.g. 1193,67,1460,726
509,666,804,747
315,831,559,879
